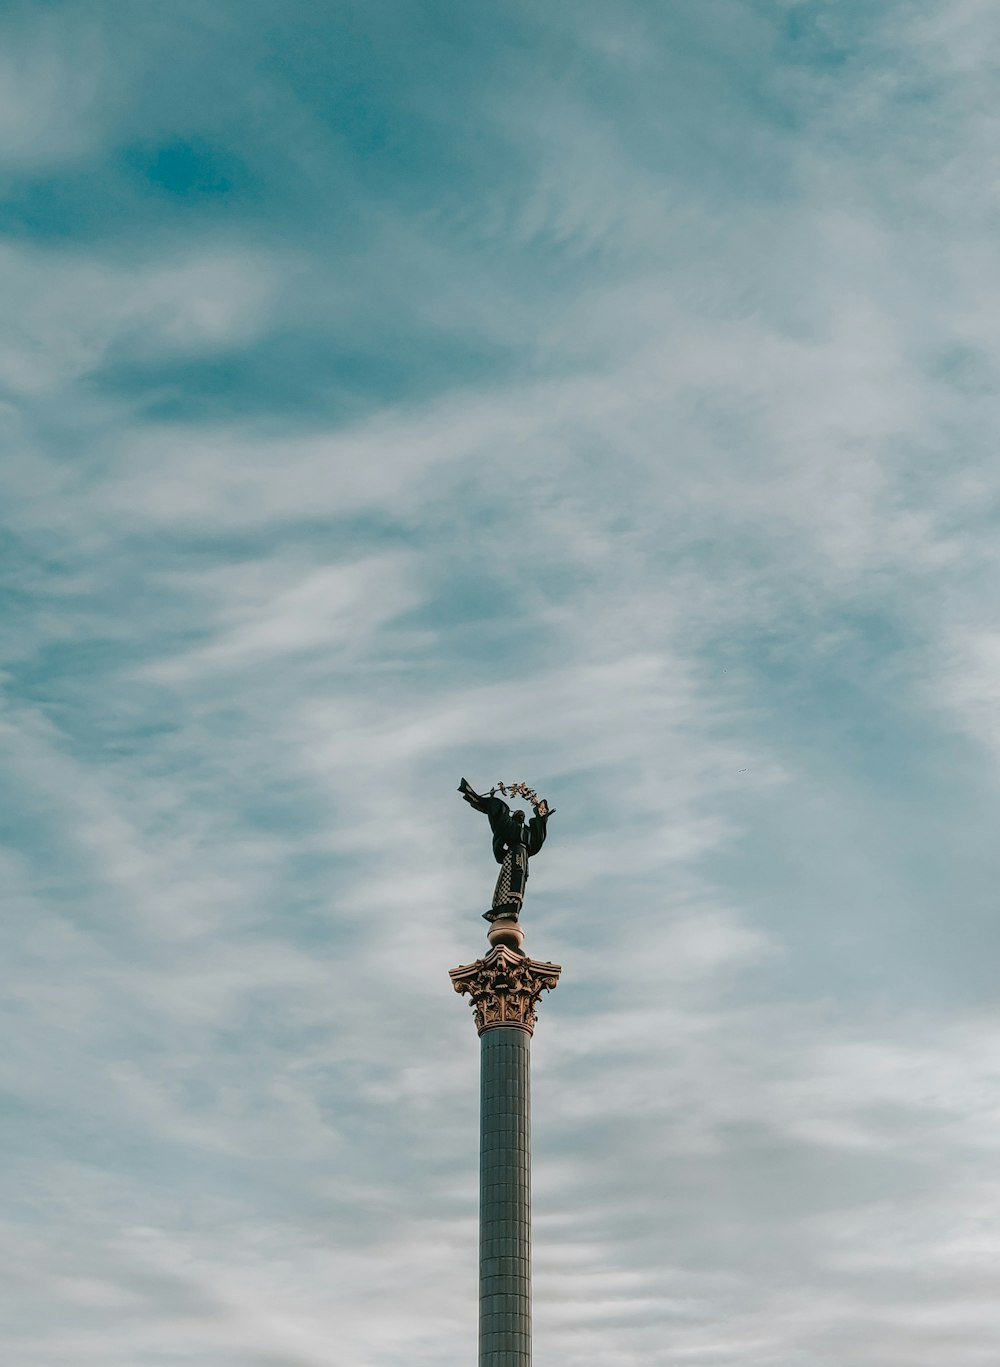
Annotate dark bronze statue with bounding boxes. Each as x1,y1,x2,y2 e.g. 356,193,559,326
458,778,554,922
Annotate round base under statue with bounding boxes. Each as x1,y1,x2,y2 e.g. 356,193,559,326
487,918,525,953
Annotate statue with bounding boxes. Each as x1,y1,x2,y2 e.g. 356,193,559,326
458,778,554,923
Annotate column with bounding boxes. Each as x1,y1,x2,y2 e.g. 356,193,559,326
451,924,561,1367
480,1025,531,1365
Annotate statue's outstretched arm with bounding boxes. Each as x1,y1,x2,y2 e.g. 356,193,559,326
459,778,513,834
458,777,490,814
527,811,549,856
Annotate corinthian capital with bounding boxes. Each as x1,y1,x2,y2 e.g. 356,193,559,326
450,945,562,1036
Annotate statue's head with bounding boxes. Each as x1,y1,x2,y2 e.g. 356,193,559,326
512,809,526,823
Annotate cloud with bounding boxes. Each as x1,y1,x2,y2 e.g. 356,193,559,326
0,9,112,170
0,241,278,395
3,2,1000,1365
934,630,1000,766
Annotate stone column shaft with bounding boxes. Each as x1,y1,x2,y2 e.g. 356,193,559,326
451,944,561,1367
480,1026,531,1367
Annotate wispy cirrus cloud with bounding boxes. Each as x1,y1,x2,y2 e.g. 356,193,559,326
3,2,1000,1365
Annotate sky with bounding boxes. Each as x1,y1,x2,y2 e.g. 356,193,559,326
2,1,1000,1364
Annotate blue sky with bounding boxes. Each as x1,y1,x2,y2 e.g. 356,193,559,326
3,2,1000,1364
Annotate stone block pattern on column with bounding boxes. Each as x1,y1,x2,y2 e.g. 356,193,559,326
479,1025,531,1367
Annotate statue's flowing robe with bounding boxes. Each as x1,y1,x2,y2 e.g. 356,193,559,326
458,779,548,918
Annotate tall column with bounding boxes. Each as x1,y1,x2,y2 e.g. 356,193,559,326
451,921,561,1367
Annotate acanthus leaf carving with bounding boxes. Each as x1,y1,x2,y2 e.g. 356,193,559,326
449,945,562,1035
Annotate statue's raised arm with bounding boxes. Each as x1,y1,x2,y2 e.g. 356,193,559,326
457,776,492,815
458,777,513,846
458,777,554,925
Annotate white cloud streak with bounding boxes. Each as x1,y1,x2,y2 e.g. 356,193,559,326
3,2,1000,1365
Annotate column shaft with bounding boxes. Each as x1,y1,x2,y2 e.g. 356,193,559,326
479,1026,531,1367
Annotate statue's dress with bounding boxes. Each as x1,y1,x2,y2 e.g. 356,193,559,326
492,837,529,916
